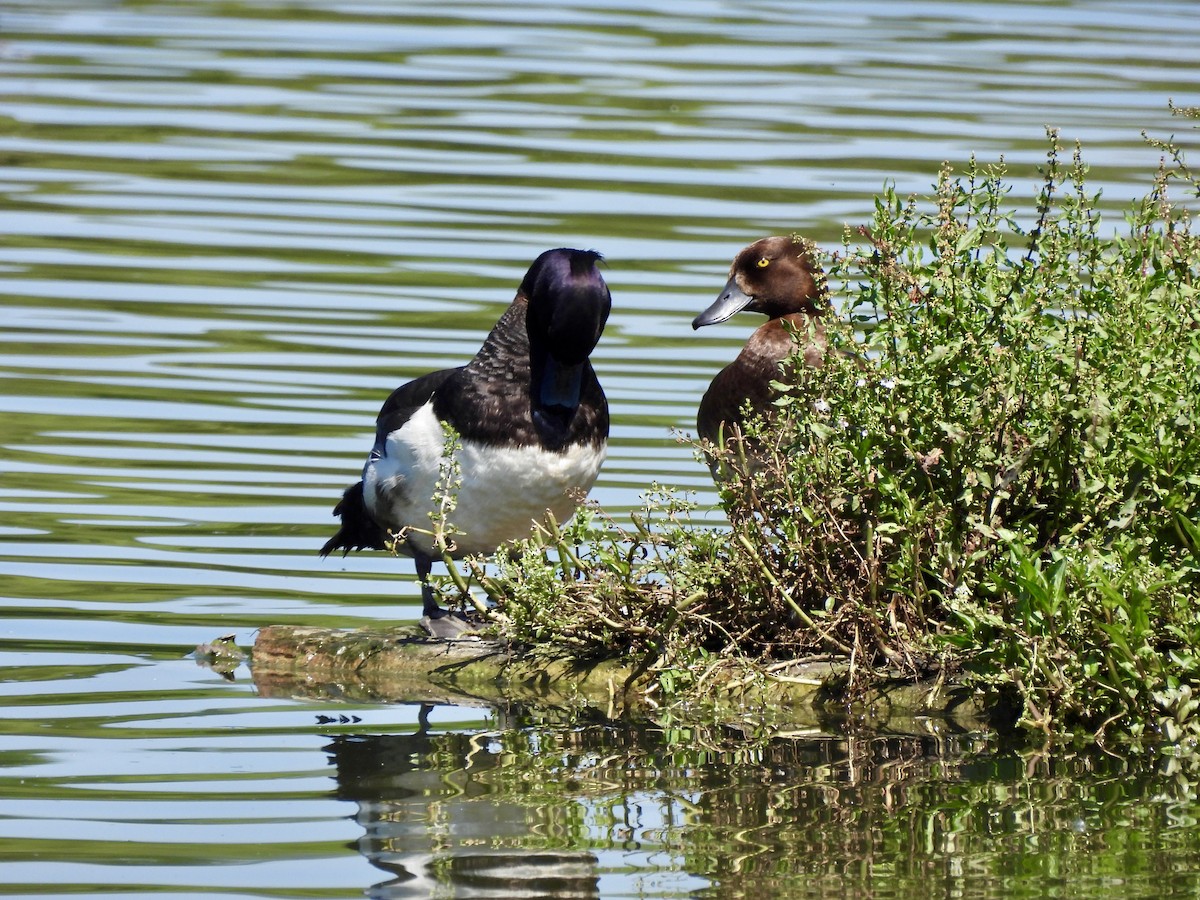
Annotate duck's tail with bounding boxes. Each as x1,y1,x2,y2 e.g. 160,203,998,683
319,481,388,557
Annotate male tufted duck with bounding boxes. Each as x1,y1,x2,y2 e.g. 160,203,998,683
320,248,611,637
691,235,828,473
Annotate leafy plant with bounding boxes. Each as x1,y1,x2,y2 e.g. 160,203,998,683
438,106,1200,742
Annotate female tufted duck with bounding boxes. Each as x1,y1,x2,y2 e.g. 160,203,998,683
691,235,827,473
321,248,611,637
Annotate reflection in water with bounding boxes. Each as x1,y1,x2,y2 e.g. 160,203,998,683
329,711,1200,898
329,706,601,899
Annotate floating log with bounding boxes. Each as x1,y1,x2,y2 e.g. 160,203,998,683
251,624,633,711
249,624,986,730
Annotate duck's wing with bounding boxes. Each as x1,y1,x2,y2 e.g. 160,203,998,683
319,367,463,558
373,366,462,449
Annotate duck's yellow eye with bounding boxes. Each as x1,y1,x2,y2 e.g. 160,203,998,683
756,257,770,268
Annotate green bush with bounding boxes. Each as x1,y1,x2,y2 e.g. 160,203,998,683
441,109,1200,741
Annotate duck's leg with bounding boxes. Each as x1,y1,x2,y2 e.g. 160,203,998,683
415,552,440,618
415,551,475,640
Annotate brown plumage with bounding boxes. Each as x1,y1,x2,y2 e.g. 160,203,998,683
692,235,828,468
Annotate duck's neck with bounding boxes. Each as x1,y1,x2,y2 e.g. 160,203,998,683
746,312,825,366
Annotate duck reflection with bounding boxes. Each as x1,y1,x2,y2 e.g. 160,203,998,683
326,704,600,899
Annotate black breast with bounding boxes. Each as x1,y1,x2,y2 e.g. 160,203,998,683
433,302,608,452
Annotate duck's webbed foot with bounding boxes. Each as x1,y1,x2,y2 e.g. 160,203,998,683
420,605,478,640
416,561,480,640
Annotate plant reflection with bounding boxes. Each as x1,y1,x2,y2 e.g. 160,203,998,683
327,707,1200,898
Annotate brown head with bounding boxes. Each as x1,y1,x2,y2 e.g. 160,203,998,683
691,235,824,329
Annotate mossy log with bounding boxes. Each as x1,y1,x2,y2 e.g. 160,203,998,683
252,624,635,712
250,624,987,729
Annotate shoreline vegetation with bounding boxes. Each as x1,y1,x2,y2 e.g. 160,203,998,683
252,107,1198,745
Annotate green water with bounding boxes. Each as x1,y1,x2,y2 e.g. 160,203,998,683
2,0,1199,896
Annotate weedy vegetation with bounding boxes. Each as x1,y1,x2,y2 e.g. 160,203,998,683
435,105,1200,744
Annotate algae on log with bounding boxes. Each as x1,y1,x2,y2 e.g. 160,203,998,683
252,624,635,712
250,625,986,730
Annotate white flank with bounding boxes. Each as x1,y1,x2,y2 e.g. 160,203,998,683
362,401,606,558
